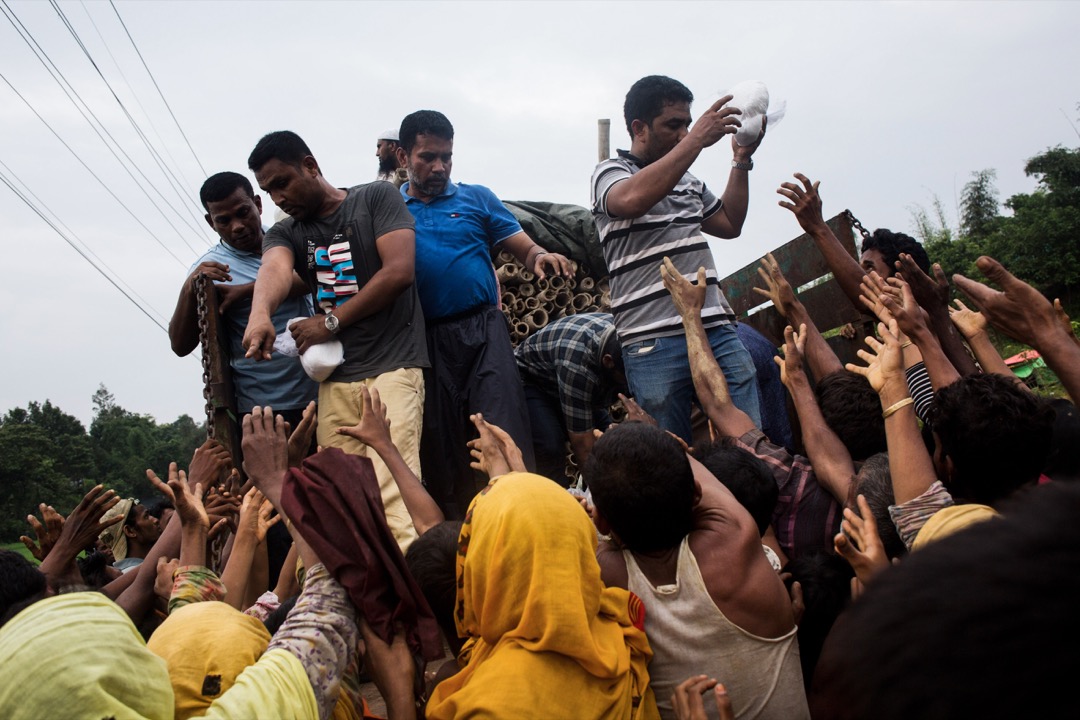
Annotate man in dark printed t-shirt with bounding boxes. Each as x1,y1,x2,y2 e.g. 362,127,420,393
243,130,427,552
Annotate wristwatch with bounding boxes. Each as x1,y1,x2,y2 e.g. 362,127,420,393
324,312,340,334
731,159,754,171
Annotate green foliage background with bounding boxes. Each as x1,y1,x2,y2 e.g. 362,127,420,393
0,385,204,542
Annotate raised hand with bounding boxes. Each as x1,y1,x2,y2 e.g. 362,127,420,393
688,95,742,149
776,172,827,233
752,252,798,317
468,413,526,478
287,400,317,468
336,386,392,451
880,277,931,342
845,320,905,395
661,257,707,319
148,463,209,531
948,299,987,340
896,254,950,315
42,485,124,568
188,439,232,493
1053,299,1080,347
774,323,807,386
858,271,895,325
671,675,734,720
20,502,66,561
618,393,658,426
953,256,1063,349
238,487,280,544
834,494,890,587
241,407,289,508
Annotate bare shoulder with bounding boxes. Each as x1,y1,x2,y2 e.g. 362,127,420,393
597,538,629,590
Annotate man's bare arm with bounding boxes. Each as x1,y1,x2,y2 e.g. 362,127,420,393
661,258,756,438
170,261,231,357
244,246,296,360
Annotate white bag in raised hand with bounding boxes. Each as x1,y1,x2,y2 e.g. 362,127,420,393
720,80,787,146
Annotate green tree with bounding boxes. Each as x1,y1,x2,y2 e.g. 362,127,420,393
959,169,1001,241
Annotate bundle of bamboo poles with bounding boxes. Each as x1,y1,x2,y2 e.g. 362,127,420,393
494,250,611,345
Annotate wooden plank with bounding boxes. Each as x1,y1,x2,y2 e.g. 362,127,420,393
199,283,244,477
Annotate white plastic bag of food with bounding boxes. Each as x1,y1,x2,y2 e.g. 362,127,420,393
274,317,344,382
719,80,787,146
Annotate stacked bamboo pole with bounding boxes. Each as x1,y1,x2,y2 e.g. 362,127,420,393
495,250,611,346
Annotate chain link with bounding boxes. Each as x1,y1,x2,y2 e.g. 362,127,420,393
844,209,871,240
194,274,215,440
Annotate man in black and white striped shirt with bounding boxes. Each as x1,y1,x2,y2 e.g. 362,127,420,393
590,75,766,442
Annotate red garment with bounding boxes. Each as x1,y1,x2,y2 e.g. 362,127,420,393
281,448,442,661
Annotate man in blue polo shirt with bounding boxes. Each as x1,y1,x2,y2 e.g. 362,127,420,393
397,109,573,517
169,171,316,429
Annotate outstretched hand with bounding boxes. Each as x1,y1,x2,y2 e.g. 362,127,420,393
845,319,906,395
858,271,895,325
242,406,289,508
20,502,66,561
880,276,931,341
467,413,526,479
776,172,826,233
948,299,987,340
834,494,891,588
336,386,392,451
661,257,707,319
287,400,318,468
618,393,658,426
752,252,798,318
238,487,279,543
188,438,232,494
896,254,950,315
953,255,1064,349
774,323,807,386
671,675,734,720
37,485,124,574
148,463,210,531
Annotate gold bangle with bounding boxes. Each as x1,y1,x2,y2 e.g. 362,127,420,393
900,340,913,349
882,397,915,419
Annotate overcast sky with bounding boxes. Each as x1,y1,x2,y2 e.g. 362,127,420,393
1,0,1077,427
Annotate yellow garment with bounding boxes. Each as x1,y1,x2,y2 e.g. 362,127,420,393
199,649,318,720
147,601,273,719
0,592,174,720
426,473,659,720
913,504,999,550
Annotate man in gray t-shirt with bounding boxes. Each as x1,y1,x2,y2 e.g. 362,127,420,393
244,130,427,551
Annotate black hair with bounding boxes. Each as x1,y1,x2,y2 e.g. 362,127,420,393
142,497,173,521
692,439,777,536
601,330,624,374
76,548,112,589
398,110,454,154
861,229,931,276
1044,398,1080,482
929,373,1054,506
0,550,47,630
811,480,1080,719
405,520,464,656
584,422,694,553
781,552,853,693
815,371,887,461
198,172,255,211
247,131,313,173
623,75,693,137
848,452,905,560
263,594,298,636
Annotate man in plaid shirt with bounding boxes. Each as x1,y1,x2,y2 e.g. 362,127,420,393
515,313,627,484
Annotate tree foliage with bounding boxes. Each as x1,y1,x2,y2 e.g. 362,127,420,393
0,387,205,542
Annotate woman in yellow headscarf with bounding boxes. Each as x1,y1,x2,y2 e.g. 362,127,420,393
426,473,659,720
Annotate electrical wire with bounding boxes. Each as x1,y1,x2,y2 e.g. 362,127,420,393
109,0,207,177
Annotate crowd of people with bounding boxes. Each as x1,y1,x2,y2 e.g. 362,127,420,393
3,74,1079,720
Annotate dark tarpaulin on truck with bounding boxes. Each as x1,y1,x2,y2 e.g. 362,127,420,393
504,200,608,277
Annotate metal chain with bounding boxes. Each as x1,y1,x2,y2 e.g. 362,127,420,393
844,209,872,240
194,273,215,439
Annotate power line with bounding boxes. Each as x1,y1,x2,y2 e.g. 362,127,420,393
46,0,210,245
0,156,169,328
78,0,201,200
0,1,205,255
109,0,207,177
0,165,169,334
0,69,187,267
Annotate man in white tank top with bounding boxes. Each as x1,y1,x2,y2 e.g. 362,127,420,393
586,420,809,719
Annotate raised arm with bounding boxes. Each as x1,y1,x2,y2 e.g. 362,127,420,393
336,385,445,535
949,300,1025,385
895,253,979,377
777,173,866,310
605,96,741,219
775,324,855,504
660,257,756,438
752,252,844,378
846,320,938,505
701,118,766,239
880,278,961,391
955,255,1080,403
244,246,296,360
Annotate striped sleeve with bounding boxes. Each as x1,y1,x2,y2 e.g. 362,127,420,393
591,159,632,217
905,362,935,424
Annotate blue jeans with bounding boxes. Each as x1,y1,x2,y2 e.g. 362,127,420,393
622,323,761,443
